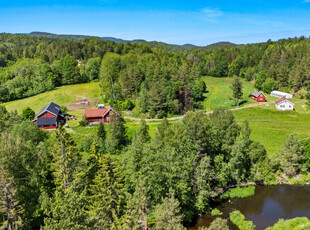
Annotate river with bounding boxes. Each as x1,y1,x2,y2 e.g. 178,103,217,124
189,185,310,230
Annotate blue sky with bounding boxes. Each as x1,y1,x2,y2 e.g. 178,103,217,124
1,0,310,45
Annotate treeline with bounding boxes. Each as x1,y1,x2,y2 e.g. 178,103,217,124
192,36,310,93
1,106,310,229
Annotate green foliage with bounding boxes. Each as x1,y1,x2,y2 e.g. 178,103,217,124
230,77,243,106
229,210,255,230
152,188,185,230
97,121,106,141
211,208,222,216
61,105,68,115
87,154,124,229
199,218,229,230
79,115,88,127
59,55,78,85
105,114,128,154
265,217,310,230
21,107,35,120
262,78,278,94
220,186,255,199
274,135,304,177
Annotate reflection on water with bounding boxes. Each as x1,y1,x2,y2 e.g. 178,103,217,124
189,185,310,230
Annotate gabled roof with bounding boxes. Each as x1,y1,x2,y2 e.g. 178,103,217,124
36,117,57,126
37,102,63,117
84,106,113,118
251,90,265,98
275,97,294,105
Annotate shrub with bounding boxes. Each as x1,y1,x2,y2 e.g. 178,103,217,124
265,217,310,230
220,186,255,199
79,115,88,126
211,208,222,216
229,210,255,230
157,110,167,119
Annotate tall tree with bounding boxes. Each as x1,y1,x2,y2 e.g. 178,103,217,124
106,114,128,154
152,188,185,230
87,154,124,229
51,126,80,189
21,107,35,120
230,77,243,107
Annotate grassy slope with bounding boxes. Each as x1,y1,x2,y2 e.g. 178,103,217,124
203,76,256,111
233,104,310,155
3,82,101,113
2,78,309,156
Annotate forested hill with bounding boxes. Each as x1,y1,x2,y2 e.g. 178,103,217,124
27,31,236,51
0,33,310,118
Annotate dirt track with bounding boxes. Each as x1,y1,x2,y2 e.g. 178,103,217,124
123,101,276,122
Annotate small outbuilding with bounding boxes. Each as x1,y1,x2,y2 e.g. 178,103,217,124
84,106,113,124
251,90,266,102
270,90,293,99
275,97,295,111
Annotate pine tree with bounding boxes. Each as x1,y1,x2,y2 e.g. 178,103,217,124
106,114,128,154
51,126,80,189
230,77,243,107
152,188,185,230
137,120,151,144
43,184,89,230
88,154,124,229
97,121,106,141
0,167,23,230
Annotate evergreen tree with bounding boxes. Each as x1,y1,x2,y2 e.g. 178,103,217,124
106,114,128,154
277,135,304,177
97,121,106,141
88,154,124,229
51,126,80,189
43,184,89,230
137,120,151,144
230,77,243,107
152,188,185,230
0,167,23,230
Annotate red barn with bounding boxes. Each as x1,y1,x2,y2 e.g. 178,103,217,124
251,90,266,102
84,106,113,124
33,102,65,130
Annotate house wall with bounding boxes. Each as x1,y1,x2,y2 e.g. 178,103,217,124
276,101,294,111
252,94,266,102
38,112,56,118
38,124,57,130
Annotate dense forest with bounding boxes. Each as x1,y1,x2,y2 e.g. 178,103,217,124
1,105,310,229
1,33,310,229
1,34,310,117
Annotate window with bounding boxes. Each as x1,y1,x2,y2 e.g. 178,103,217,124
107,117,110,122
45,112,48,116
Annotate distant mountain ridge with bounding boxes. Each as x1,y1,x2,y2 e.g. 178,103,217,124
28,31,237,50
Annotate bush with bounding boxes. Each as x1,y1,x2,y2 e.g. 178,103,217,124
211,208,222,216
79,115,88,126
265,217,310,230
229,210,255,230
157,110,167,119
124,99,135,110
220,186,255,199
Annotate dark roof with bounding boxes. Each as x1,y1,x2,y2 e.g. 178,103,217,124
36,117,57,126
251,90,264,98
37,102,62,117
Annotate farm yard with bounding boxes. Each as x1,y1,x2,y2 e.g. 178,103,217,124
2,78,310,156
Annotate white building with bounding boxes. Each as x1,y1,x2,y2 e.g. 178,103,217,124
270,90,293,99
275,97,295,111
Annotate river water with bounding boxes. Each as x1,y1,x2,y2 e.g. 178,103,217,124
189,185,310,230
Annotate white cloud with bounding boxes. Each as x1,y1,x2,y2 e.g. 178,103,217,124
201,7,223,18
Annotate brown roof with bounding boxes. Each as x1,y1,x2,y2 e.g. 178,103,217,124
251,90,264,98
275,97,294,105
84,106,112,118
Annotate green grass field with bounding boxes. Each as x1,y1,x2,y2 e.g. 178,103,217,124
233,104,310,155
3,82,101,113
203,76,256,111
2,77,309,156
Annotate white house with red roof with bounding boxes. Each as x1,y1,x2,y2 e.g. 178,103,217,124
275,97,295,111
84,106,114,124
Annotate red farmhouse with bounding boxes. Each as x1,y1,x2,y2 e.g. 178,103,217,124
251,90,266,102
33,102,65,130
84,106,113,124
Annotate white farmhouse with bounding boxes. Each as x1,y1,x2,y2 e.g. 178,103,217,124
270,90,293,99
275,97,295,111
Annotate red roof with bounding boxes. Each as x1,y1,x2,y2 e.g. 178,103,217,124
275,97,293,104
84,106,112,118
